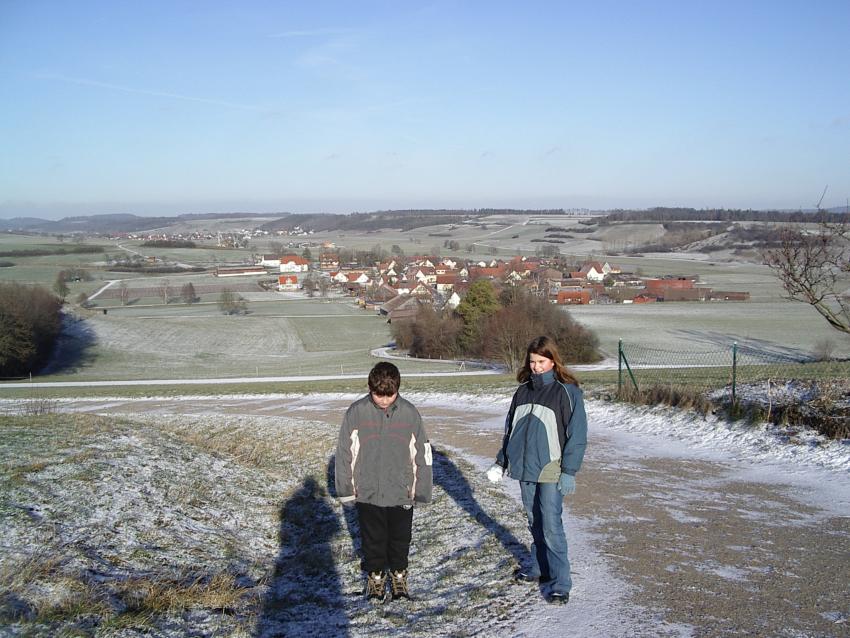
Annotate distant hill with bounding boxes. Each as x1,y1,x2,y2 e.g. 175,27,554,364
1,208,568,235
0,212,279,234
1,217,54,231
600,207,850,223
3,206,847,235
259,208,566,233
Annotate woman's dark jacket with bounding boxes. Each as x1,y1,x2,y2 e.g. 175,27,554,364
495,370,588,483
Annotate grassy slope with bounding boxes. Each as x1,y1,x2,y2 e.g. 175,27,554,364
0,412,535,637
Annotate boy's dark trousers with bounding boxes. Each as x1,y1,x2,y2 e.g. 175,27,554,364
356,502,414,573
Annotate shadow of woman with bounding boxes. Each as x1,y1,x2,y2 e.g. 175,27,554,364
326,456,360,564
432,449,528,568
254,476,349,638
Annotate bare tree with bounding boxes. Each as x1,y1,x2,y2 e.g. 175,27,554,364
158,279,171,304
318,277,330,299
484,304,538,372
180,282,197,304
391,304,462,359
218,288,248,315
53,272,69,300
302,276,317,298
119,282,130,306
762,216,850,335
813,338,836,361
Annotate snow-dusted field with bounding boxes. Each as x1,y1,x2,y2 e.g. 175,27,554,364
1,392,848,637
569,301,850,360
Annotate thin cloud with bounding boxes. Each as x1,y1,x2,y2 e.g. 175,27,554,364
269,27,356,38
34,73,268,113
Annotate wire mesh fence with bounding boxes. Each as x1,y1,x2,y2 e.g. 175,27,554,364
617,339,850,438
618,340,850,399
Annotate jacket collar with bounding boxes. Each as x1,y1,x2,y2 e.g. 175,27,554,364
531,370,556,390
369,394,399,413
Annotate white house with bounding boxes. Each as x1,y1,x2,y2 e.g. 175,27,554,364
279,255,310,272
444,291,461,309
278,275,299,291
259,254,281,268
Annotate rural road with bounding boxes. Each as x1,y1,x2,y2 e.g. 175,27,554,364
0,370,501,389
0,349,621,389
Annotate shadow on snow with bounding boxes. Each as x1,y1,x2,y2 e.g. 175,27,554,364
255,476,349,638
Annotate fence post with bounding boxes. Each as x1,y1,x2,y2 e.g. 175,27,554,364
618,339,623,396
731,341,738,406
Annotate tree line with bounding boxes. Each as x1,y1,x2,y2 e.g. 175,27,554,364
0,245,105,258
0,282,63,377
141,240,197,248
601,208,850,224
391,280,600,371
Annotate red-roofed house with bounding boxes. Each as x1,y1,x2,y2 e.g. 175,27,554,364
557,289,592,305
320,253,340,271
435,273,458,293
278,275,299,291
279,255,310,272
578,262,606,282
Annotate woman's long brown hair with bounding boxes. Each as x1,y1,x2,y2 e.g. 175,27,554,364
516,335,580,386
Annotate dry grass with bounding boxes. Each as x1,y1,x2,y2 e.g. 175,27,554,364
0,558,253,628
729,379,850,439
114,571,252,615
619,378,850,440
5,459,52,483
0,410,541,636
157,417,333,473
0,552,64,594
618,385,714,413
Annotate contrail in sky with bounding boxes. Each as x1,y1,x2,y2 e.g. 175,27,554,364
34,72,267,113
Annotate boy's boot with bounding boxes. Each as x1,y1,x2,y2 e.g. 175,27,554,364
389,569,411,601
365,571,388,603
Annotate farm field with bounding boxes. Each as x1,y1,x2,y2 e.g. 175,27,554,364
31,293,470,382
3,224,849,386
0,234,254,288
570,300,850,360
305,213,622,259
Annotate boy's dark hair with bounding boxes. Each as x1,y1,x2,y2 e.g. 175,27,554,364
368,362,401,396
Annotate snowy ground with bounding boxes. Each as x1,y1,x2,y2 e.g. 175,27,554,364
1,393,848,637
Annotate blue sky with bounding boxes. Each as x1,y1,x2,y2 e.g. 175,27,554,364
1,0,848,219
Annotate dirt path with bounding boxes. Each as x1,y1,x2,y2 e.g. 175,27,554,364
421,403,849,637
67,395,850,636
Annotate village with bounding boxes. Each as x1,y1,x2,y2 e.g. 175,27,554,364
210,246,751,324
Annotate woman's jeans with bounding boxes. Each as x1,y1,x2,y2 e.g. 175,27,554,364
519,480,572,594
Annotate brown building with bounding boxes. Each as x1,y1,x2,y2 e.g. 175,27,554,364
644,277,695,293
557,289,592,305
710,291,751,301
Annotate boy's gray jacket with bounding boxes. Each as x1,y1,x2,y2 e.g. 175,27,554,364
335,394,433,507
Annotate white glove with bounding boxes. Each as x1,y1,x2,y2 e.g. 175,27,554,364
486,463,504,483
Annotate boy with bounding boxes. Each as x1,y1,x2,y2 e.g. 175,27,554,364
335,362,432,602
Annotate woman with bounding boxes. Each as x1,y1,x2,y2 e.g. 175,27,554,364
487,335,588,604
